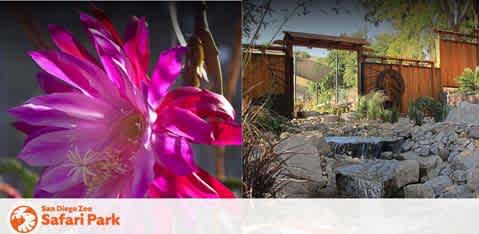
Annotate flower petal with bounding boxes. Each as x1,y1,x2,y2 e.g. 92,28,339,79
155,107,214,144
36,165,82,193
211,120,243,146
9,93,114,128
29,51,115,99
124,16,150,85
48,24,98,64
148,47,186,108
151,133,195,175
156,87,235,120
90,6,123,46
18,128,107,166
36,71,78,94
146,164,234,198
129,144,155,197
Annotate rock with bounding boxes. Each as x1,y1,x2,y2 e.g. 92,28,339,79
451,170,467,185
397,151,419,161
381,151,394,160
466,168,479,192
404,184,434,198
335,160,419,198
437,147,450,161
401,140,414,152
450,150,479,170
275,132,331,196
446,102,479,125
439,185,474,198
424,176,453,196
416,156,443,181
467,127,479,139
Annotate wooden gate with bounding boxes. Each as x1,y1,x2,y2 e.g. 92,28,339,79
361,55,440,113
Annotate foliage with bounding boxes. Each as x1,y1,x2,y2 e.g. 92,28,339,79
0,158,38,197
382,107,400,123
408,96,448,125
361,0,477,60
242,99,291,198
255,107,289,136
458,66,479,94
357,91,386,121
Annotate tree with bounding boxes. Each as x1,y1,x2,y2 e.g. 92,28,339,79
360,0,477,60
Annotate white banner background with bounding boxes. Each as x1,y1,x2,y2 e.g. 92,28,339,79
1,199,477,234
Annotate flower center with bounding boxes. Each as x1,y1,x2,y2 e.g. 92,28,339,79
118,113,146,142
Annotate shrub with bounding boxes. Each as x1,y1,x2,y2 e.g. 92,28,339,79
382,106,400,123
408,96,448,125
458,66,479,94
357,91,386,121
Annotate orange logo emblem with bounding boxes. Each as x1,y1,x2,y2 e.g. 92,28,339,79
10,206,38,233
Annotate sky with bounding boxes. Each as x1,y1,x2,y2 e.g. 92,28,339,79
250,0,395,57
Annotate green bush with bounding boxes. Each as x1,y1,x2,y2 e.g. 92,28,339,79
357,91,386,121
255,108,289,136
408,96,448,125
458,66,479,94
382,107,400,123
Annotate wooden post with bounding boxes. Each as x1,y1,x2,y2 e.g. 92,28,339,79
284,34,295,119
357,48,363,97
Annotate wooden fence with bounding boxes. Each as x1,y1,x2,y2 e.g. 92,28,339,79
361,55,440,113
436,30,479,88
242,47,293,117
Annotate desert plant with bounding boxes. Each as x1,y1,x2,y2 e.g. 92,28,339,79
408,101,424,125
458,66,479,94
242,99,291,198
382,106,400,123
357,91,387,121
408,96,448,125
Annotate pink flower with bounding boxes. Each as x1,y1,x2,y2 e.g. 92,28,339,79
9,8,241,198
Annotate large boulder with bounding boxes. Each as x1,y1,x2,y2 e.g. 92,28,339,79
275,132,331,197
446,102,479,125
450,150,479,170
335,159,419,198
404,184,434,198
423,176,453,196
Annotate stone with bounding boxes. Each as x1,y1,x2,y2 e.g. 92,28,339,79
335,159,419,198
275,132,331,196
401,140,414,152
439,185,474,198
381,151,394,160
416,155,443,181
423,176,453,196
446,102,479,125
437,147,449,161
451,170,467,185
450,150,479,170
404,184,434,198
467,127,479,139
466,168,479,192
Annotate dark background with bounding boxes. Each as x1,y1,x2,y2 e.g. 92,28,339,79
0,1,242,188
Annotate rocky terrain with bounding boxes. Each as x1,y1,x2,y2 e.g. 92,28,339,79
275,102,479,198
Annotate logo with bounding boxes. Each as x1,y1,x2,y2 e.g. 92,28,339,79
10,206,38,233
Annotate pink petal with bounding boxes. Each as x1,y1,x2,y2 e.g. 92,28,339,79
48,24,98,64
148,47,186,108
155,107,214,144
36,165,82,193
90,6,123,46
156,87,235,120
211,120,243,146
146,164,234,198
151,132,195,175
37,71,78,94
124,16,150,85
129,145,155,197
29,51,114,99
18,129,104,166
